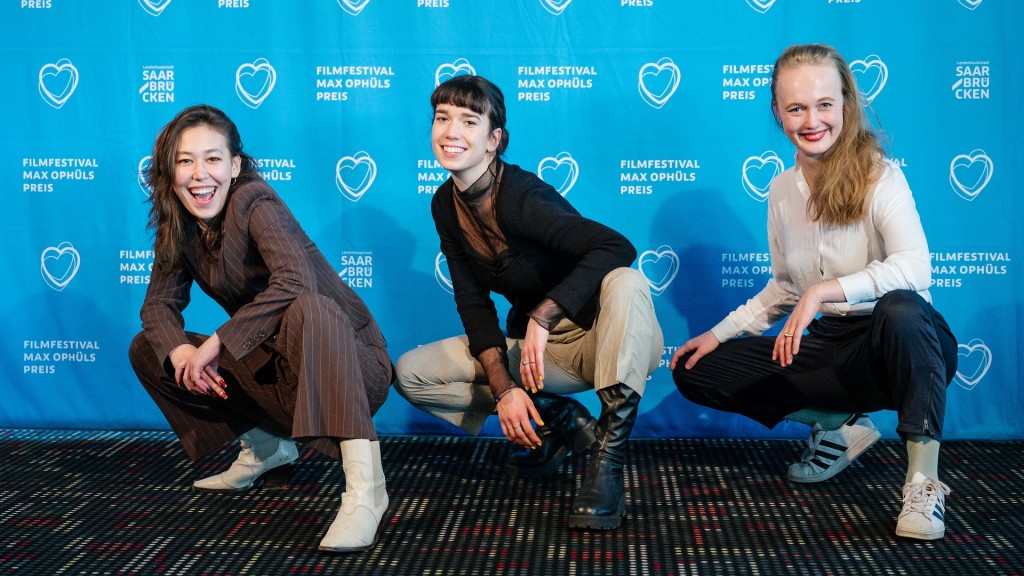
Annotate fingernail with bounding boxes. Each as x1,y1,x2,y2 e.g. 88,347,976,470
538,419,545,426
219,379,227,388
220,391,228,400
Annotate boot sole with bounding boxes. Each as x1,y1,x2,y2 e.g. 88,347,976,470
567,501,626,530
318,502,391,553
506,443,570,478
505,418,597,478
192,462,298,493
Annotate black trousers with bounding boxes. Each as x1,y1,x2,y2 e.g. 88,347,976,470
672,290,958,441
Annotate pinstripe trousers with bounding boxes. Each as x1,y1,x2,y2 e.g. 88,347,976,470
130,293,394,462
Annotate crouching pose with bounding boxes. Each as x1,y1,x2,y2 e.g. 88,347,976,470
395,76,663,530
671,45,958,540
129,105,394,552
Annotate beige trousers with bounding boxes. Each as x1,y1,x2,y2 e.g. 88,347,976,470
395,268,663,435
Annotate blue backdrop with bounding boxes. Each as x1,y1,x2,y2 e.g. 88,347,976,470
2,0,1021,440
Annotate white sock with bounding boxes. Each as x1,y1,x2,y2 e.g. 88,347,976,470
906,434,940,483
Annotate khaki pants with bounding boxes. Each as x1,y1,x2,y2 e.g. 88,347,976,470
395,268,663,435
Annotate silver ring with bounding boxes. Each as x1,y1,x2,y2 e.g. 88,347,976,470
521,360,533,365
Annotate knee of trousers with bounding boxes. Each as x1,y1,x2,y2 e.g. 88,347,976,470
670,354,720,405
393,347,437,405
285,292,342,319
599,267,653,304
128,331,153,374
874,290,930,326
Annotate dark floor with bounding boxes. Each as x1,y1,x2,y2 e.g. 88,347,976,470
0,430,1020,575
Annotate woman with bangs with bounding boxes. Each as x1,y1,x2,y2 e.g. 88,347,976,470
670,44,958,540
395,75,663,530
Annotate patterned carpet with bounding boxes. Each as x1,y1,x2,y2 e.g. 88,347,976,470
0,430,1020,575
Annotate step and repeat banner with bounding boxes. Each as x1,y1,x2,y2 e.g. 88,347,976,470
2,0,1021,440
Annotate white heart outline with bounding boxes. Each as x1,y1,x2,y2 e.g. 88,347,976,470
849,55,888,103
638,245,679,296
434,252,454,294
40,242,81,292
337,0,371,15
954,338,992,390
336,151,377,202
745,0,776,14
38,58,79,109
537,152,579,197
137,0,173,17
957,0,983,10
539,0,572,16
434,58,476,87
741,151,784,203
138,155,152,197
638,57,681,110
949,149,993,201
235,58,277,109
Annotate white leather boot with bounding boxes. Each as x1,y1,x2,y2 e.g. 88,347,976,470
193,427,299,492
319,439,389,553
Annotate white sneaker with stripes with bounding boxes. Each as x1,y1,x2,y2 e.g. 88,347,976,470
896,472,951,540
787,414,881,483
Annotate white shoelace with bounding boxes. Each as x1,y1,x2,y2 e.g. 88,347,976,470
902,478,951,513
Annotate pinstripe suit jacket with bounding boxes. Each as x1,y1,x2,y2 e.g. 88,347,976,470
140,179,389,382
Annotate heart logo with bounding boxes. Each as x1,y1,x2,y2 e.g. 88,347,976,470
537,152,578,197
953,339,992,390
138,155,152,197
336,151,377,202
745,0,776,13
235,58,277,109
337,0,371,15
949,149,993,201
957,0,983,10
539,0,572,15
849,55,888,103
741,151,784,203
638,58,681,109
38,59,79,109
40,242,81,291
434,58,476,87
434,252,454,294
638,245,679,296
137,0,172,16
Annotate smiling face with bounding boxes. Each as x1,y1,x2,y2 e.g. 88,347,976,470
431,103,502,190
773,62,845,163
172,124,241,223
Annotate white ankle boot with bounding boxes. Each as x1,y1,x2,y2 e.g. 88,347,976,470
319,439,389,553
193,428,299,492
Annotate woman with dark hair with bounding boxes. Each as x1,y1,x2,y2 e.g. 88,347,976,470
395,76,663,530
128,104,394,552
671,44,958,540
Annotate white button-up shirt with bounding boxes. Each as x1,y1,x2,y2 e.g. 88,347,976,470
712,159,932,343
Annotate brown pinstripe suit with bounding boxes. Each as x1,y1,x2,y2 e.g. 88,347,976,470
129,179,393,462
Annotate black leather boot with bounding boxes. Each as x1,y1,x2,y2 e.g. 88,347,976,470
506,392,597,478
568,384,640,530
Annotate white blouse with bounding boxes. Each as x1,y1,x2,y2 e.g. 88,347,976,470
712,159,932,342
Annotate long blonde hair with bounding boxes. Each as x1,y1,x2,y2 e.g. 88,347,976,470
771,44,886,226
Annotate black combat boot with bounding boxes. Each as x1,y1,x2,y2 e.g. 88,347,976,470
568,384,640,529
506,392,597,478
